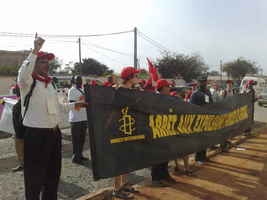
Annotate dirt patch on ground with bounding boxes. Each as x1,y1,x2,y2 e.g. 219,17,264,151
132,130,267,200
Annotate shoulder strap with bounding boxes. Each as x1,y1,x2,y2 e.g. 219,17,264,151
51,81,57,90
22,79,36,119
76,87,85,95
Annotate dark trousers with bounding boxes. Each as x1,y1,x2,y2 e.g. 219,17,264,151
151,162,169,181
71,121,87,159
195,150,207,162
24,127,62,200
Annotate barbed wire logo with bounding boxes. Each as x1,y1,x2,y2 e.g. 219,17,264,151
119,107,135,135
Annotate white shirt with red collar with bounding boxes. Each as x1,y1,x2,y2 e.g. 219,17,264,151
17,52,75,129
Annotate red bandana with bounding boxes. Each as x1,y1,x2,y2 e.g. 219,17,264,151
32,72,52,88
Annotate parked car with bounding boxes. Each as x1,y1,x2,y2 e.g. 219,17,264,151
258,88,267,107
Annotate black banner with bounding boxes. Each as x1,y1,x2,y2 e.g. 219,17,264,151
84,86,253,180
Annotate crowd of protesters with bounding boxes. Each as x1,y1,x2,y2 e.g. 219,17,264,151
9,37,257,200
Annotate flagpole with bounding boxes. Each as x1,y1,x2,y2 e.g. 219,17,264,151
78,37,82,75
134,27,137,69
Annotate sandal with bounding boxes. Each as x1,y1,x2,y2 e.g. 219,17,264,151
121,186,140,193
112,190,134,199
185,170,193,176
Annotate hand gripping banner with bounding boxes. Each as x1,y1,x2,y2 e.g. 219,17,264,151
84,85,253,180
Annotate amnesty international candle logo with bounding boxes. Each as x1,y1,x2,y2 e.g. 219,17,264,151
119,107,135,135
110,107,145,144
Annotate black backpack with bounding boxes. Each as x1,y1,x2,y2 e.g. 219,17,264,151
12,98,24,139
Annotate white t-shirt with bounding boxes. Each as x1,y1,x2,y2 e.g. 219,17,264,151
68,86,87,122
225,88,234,97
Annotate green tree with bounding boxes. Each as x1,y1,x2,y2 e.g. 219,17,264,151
74,58,113,76
138,69,149,79
223,58,259,80
155,53,208,82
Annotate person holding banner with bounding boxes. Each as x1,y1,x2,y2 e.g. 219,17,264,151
112,66,141,199
243,80,256,136
170,91,193,176
151,79,177,187
220,80,235,152
103,74,117,87
18,37,87,200
68,75,88,164
185,82,197,102
221,80,235,98
190,76,213,165
143,79,155,92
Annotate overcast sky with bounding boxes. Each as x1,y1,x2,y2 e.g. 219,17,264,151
1,0,267,73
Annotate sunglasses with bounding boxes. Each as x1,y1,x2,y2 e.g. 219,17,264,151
37,61,49,64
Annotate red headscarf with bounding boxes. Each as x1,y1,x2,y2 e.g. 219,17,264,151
32,72,52,88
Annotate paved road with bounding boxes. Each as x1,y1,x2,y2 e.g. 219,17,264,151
254,103,267,123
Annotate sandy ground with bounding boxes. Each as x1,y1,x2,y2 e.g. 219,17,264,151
130,130,267,200
0,128,151,200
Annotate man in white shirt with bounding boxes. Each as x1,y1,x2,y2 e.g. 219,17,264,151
68,76,88,164
221,80,234,98
18,37,87,200
210,84,222,102
221,80,235,152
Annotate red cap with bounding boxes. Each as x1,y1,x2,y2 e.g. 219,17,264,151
226,80,233,84
103,81,113,87
156,79,170,90
248,80,254,85
170,91,177,96
37,51,55,61
188,82,197,87
91,80,97,86
120,66,140,80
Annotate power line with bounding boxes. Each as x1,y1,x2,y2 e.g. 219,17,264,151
139,31,169,51
81,43,126,66
0,29,133,38
138,33,168,52
137,31,171,53
83,41,133,57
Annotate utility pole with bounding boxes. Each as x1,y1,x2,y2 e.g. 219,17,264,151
220,60,223,84
134,27,137,69
78,37,82,75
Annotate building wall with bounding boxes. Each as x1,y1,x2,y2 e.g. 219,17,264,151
0,50,31,94
0,50,30,67
0,76,16,95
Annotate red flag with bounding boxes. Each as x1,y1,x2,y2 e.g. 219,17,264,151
147,58,159,81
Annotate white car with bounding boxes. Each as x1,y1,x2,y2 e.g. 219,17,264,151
0,97,70,135
240,76,267,98
258,88,267,107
